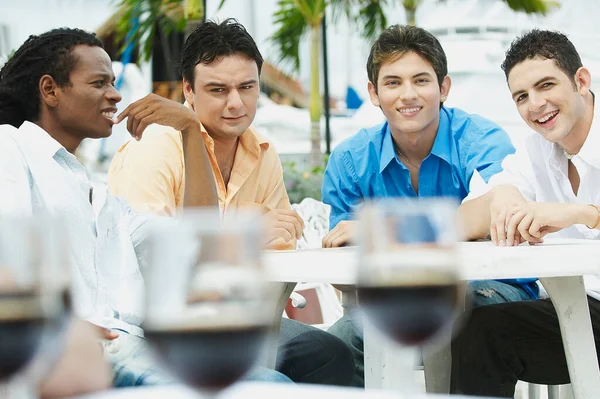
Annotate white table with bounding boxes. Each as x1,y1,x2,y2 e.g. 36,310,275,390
262,239,600,399
72,382,501,399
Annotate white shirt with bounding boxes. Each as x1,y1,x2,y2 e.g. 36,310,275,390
467,101,600,299
0,121,153,336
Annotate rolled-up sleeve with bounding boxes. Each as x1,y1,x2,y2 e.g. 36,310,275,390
322,148,362,230
0,128,33,216
107,127,184,216
464,148,537,202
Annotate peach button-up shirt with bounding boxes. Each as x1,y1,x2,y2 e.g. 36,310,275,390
107,123,295,250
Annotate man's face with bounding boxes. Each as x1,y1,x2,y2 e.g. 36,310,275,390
508,57,589,143
368,51,450,137
184,53,259,141
56,45,122,140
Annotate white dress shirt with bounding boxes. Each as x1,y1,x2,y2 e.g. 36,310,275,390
0,121,153,336
467,101,600,299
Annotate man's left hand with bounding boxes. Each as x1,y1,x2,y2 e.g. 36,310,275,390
506,202,586,243
322,221,357,248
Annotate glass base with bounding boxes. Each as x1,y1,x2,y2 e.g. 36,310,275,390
0,378,36,399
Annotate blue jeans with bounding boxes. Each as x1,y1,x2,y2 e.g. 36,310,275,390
108,332,291,387
468,280,539,307
327,280,539,387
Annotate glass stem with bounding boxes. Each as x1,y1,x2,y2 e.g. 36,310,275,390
0,378,37,399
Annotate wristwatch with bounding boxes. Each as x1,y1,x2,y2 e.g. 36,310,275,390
586,204,600,229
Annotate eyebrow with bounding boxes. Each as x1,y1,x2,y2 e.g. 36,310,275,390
204,79,258,88
511,76,554,98
90,72,115,81
380,72,433,81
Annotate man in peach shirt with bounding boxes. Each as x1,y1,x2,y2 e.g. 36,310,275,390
108,19,355,386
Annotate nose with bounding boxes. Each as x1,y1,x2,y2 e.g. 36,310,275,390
528,92,546,112
399,82,418,102
107,84,122,104
227,89,243,111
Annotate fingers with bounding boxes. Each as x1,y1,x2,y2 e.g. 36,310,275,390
322,223,352,248
516,212,534,242
268,210,304,240
494,208,508,246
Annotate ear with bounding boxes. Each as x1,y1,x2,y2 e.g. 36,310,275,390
368,81,380,107
39,74,59,108
183,78,195,107
440,75,451,102
574,67,591,95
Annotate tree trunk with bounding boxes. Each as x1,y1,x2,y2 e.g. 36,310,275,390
184,0,204,39
309,22,323,167
406,6,417,26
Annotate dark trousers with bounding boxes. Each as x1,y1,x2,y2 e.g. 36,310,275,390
450,297,600,397
276,317,355,385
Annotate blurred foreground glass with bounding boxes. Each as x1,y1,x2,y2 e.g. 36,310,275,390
357,199,462,391
0,216,70,398
144,209,276,396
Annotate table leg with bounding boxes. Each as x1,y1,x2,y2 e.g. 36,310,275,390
423,339,451,393
262,282,296,369
364,322,419,391
539,276,600,399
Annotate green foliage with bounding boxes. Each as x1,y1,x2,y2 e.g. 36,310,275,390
282,160,326,204
505,0,560,15
271,0,309,72
114,0,185,63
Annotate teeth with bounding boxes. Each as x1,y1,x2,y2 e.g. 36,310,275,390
102,111,115,119
399,107,421,114
537,110,558,123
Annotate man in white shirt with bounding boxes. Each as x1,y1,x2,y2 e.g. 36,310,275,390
450,29,600,397
0,28,287,394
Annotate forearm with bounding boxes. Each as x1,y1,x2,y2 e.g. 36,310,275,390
459,192,493,241
181,125,218,208
40,319,111,398
572,203,600,228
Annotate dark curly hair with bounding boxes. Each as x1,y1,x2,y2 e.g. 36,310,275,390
501,29,582,86
0,28,103,128
180,18,263,88
367,24,447,92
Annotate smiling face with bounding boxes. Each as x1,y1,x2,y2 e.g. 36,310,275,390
508,57,591,145
54,45,122,141
368,51,450,139
183,53,259,142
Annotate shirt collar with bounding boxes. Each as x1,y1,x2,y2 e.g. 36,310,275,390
378,108,452,173
18,121,65,159
575,93,600,168
379,123,396,173
429,107,453,165
183,101,269,157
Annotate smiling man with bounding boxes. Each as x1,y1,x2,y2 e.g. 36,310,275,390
321,24,529,387
451,30,600,398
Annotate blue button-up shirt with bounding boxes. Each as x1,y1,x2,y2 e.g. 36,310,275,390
323,107,515,229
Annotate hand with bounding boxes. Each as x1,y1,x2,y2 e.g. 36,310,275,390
322,220,357,248
115,94,199,140
264,209,304,248
87,322,119,341
506,202,588,243
488,185,528,246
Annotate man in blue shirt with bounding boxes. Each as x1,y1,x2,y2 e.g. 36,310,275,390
322,24,539,387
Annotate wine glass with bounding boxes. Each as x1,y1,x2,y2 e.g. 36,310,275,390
143,209,277,396
356,198,462,391
0,215,70,398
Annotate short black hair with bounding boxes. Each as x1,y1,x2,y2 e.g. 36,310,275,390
0,28,103,128
367,24,447,90
180,18,263,88
501,29,582,85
